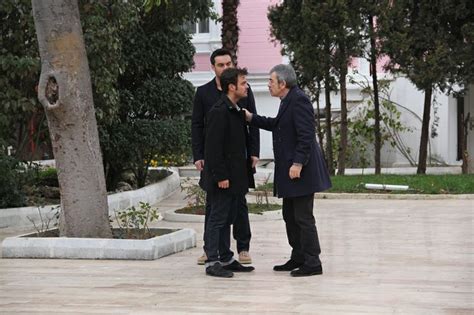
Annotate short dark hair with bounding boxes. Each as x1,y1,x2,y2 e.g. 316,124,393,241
221,68,248,94
210,48,232,65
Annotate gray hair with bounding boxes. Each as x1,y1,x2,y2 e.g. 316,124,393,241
270,64,297,88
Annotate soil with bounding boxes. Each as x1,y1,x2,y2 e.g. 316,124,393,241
23,228,177,240
176,203,281,215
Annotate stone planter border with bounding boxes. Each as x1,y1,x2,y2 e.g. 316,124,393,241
1,227,196,260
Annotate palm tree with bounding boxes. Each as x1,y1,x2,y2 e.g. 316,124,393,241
221,0,240,65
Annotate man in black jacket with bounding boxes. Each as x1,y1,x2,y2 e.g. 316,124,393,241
202,68,256,277
192,48,259,265
244,64,332,277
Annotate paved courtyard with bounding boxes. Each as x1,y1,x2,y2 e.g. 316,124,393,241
0,191,473,314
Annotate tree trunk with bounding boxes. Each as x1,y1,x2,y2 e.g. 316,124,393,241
221,0,240,65
337,68,347,176
32,0,112,238
315,81,325,158
416,86,433,174
369,14,382,175
324,73,334,175
461,113,470,174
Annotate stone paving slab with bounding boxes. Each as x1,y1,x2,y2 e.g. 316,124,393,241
0,194,472,314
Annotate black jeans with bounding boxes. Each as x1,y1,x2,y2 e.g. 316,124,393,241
203,193,251,253
282,193,322,268
204,191,241,264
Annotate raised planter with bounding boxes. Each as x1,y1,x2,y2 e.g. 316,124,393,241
0,167,180,229
1,227,196,260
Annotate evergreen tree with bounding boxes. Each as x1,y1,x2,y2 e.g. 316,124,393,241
378,0,473,174
269,0,364,175
269,0,336,174
102,0,212,188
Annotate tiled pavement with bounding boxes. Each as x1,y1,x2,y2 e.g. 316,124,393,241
0,190,472,314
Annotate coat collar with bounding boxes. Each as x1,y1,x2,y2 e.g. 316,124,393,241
222,94,240,112
275,86,298,121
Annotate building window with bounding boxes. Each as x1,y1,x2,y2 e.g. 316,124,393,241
184,18,210,34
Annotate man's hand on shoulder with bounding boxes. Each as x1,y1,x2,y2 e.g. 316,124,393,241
218,180,230,189
194,160,204,171
242,108,253,122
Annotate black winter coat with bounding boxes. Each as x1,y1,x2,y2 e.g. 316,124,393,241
191,78,259,162
201,95,255,195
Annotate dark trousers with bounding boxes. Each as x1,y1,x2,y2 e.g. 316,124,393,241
282,193,322,268
204,191,241,264
203,193,251,253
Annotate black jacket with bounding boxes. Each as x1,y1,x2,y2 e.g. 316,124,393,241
250,87,331,198
191,78,259,162
201,95,255,195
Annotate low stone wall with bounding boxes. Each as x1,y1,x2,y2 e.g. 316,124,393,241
0,167,180,229
2,228,196,260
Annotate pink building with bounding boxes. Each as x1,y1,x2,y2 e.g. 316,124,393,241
191,0,283,73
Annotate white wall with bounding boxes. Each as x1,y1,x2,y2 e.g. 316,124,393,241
387,77,461,166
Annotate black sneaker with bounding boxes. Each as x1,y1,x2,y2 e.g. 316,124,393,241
223,260,255,272
290,265,323,277
273,259,303,271
206,263,234,278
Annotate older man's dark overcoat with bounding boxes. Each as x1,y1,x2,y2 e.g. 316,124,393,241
251,86,331,198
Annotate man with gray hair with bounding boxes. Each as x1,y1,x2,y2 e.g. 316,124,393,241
243,64,331,277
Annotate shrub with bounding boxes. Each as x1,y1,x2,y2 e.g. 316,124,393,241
0,150,25,207
180,178,206,208
114,202,160,239
36,167,59,187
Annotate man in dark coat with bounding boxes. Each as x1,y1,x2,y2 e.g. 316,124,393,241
192,48,259,265
202,68,256,278
243,64,332,277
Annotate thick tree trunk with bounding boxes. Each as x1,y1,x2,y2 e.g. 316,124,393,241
221,0,240,65
416,86,433,174
337,68,347,176
32,0,112,238
369,15,382,175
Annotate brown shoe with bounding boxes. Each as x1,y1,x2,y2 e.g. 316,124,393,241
238,251,252,264
197,253,207,265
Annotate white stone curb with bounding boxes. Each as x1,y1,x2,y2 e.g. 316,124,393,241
163,208,282,223
0,167,180,229
1,228,196,260
315,193,474,200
